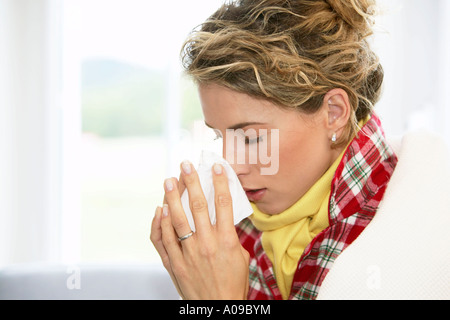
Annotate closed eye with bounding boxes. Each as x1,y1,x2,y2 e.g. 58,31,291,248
245,135,264,145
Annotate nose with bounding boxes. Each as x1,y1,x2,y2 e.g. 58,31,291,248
222,140,251,177
230,161,251,177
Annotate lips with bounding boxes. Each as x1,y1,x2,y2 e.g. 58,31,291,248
244,188,267,202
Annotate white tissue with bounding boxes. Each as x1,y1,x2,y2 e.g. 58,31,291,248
180,150,253,232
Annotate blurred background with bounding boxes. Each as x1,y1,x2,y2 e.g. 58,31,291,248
0,0,449,268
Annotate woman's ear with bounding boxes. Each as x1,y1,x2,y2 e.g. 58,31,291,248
323,88,352,140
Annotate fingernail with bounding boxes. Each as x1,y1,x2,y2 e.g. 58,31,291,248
162,204,169,217
181,160,192,175
213,163,223,175
165,178,174,191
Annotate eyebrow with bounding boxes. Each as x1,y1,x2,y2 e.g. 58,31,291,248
204,121,267,130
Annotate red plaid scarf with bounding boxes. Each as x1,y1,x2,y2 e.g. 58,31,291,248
236,114,398,300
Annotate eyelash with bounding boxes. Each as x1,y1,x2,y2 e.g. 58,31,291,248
245,136,264,145
211,130,264,144
213,136,264,145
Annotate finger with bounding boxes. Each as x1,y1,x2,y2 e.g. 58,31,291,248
180,160,212,233
150,207,171,267
163,171,185,204
211,163,234,231
163,172,188,235
150,206,186,299
150,208,175,277
150,207,164,250
178,172,187,197
164,177,193,239
161,204,185,260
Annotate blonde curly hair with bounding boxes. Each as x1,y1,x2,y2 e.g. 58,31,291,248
181,0,383,146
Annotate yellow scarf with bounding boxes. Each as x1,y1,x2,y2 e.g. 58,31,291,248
250,150,346,299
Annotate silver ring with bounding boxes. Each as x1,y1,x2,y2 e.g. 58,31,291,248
178,231,194,242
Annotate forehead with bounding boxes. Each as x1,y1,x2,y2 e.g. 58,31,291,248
198,84,285,129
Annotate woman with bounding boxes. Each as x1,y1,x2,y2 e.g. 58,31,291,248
150,0,398,300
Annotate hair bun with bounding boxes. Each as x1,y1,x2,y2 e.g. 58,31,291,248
325,0,377,38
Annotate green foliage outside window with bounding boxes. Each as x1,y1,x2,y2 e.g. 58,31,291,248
82,59,202,137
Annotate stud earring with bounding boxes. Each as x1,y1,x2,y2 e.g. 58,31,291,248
331,133,337,143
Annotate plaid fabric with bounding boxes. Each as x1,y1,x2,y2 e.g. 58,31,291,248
236,114,398,300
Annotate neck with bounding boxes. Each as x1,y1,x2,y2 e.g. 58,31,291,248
328,145,346,172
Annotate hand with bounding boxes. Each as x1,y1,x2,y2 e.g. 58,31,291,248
150,161,250,300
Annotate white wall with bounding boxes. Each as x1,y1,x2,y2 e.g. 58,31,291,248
437,0,450,143
0,0,62,265
375,0,450,145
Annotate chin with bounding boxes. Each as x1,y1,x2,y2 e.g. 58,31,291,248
254,202,287,215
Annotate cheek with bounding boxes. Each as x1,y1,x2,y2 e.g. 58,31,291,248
279,133,312,171
276,133,328,194
277,140,309,186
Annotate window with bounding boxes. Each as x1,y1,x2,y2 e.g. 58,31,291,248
62,0,223,263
